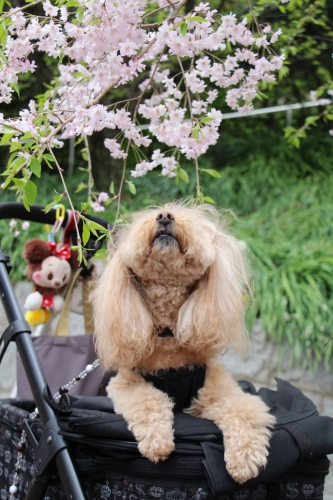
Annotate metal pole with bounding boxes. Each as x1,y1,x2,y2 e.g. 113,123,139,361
286,108,293,127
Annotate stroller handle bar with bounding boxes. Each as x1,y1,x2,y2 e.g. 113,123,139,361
0,201,109,231
0,202,105,500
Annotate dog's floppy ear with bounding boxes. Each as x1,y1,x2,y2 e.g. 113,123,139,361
93,248,154,369
176,232,250,354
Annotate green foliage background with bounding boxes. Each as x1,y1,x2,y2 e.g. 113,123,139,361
1,0,333,369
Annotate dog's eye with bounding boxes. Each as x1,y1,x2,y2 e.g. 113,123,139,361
63,275,67,282
47,273,53,280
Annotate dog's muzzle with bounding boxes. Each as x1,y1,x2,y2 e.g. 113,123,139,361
153,212,178,248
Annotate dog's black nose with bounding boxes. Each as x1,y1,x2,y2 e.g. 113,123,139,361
156,212,174,225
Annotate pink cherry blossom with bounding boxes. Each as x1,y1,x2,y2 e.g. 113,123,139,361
91,202,106,213
97,192,110,203
43,0,58,17
0,0,284,188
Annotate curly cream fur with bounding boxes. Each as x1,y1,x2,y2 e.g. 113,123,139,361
92,201,275,483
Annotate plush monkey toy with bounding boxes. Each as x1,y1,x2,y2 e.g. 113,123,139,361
23,238,78,326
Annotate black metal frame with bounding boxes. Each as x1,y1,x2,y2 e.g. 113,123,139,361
0,202,109,500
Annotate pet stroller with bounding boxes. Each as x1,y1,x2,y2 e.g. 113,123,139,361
0,201,333,500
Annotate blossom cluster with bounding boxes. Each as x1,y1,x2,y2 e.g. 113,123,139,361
9,219,30,237
0,0,284,181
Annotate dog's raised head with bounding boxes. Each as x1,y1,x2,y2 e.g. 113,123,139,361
93,202,250,370
118,202,221,282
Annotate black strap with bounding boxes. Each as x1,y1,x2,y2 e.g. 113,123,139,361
144,365,206,412
282,423,312,461
157,327,174,337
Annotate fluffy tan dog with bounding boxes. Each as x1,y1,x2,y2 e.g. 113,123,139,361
93,202,275,484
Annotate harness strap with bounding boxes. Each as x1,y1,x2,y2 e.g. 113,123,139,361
156,327,174,337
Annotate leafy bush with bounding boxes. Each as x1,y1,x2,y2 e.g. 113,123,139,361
210,132,333,370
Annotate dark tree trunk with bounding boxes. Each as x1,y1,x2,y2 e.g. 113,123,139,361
88,133,123,192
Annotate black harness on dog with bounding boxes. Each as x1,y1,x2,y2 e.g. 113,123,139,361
98,325,205,412
155,326,174,337
144,365,206,412
98,365,206,413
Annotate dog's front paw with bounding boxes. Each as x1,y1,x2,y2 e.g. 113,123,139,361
224,430,270,484
138,431,175,463
224,396,276,484
224,413,275,484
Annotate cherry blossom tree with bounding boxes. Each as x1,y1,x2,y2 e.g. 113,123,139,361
0,0,285,251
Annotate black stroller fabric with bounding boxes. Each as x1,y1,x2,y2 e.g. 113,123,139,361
0,378,332,500
56,378,333,495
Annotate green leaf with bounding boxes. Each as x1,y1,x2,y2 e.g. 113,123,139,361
203,196,215,204
82,221,91,246
284,126,296,139
0,23,7,46
42,157,53,169
74,137,83,146
180,22,188,36
192,125,200,141
44,195,63,213
81,202,90,212
201,117,214,123
65,0,81,6
187,16,206,22
256,90,268,100
91,248,107,261
9,142,23,152
109,181,115,194
127,180,136,195
12,83,20,98
178,168,189,184
23,196,30,212
21,132,33,140
0,132,15,145
24,180,37,206
104,197,115,207
30,158,41,178
75,181,88,193
0,49,7,63
279,66,289,81
201,168,221,178
305,116,318,126
84,217,108,234
77,7,84,22
77,245,87,266
12,178,26,190
81,148,88,161
1,175,12,190
157,12,165,25
42,154,55,162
